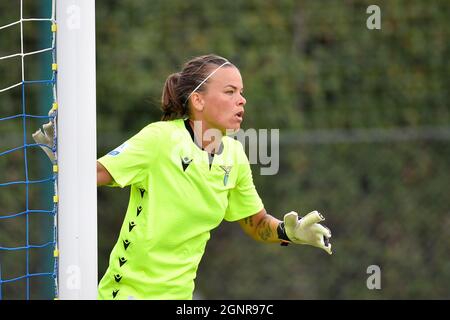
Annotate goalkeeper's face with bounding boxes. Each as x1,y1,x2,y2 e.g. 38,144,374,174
198,66,246,134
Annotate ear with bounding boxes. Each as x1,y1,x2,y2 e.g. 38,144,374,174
190,92,204,112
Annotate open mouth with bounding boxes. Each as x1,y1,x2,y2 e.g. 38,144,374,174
235,111,244,121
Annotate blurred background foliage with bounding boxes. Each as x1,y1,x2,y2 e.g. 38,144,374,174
1,0,449,299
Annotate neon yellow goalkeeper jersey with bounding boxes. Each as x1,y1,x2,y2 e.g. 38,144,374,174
97,119,263,300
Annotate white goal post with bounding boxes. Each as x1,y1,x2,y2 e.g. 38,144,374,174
57,0,97,299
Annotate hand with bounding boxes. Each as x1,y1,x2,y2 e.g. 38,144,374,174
284,210,332,255
32,120,55,162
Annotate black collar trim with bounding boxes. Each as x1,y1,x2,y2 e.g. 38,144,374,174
183,119,224,155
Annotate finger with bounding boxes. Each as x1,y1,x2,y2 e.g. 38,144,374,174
284,211,299,229
317,236,332,255
310,232,331,254
301,210,324,227
43,148,55,162
312,223,331,238
42,122,54,138
32,130,50,145
323,243,332,255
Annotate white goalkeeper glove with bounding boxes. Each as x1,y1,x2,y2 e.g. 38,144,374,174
32,118,55,162
279,210,332,255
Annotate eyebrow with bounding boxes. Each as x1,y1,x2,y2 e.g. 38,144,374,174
224,85,244,91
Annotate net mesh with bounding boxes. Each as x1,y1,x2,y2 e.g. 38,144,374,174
0,0,58,300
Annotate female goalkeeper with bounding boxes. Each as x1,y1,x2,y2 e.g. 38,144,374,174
96,54,332,299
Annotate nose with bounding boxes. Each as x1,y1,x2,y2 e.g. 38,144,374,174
238,94,246,107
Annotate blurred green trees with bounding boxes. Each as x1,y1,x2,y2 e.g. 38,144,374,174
95,0,449,299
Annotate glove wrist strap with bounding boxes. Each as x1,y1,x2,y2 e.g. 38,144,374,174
277,222,291,246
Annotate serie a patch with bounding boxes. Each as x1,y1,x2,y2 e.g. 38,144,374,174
108,143,128,156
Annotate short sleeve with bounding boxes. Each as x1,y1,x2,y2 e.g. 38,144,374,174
224,143,264,222
97,123,161,188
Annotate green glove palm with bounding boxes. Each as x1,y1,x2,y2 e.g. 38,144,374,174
284,210,332,255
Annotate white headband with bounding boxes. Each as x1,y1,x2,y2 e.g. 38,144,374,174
184,61,230,105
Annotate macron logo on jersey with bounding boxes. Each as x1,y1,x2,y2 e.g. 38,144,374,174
181,156,193,172
108,143,128,156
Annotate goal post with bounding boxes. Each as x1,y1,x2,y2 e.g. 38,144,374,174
56,0,97,299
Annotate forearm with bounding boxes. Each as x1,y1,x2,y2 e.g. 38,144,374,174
241,211,283,243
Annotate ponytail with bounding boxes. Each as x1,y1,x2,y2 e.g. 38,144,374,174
160,72,186,121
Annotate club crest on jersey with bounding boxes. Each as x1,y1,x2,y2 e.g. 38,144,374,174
219,165,232,186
